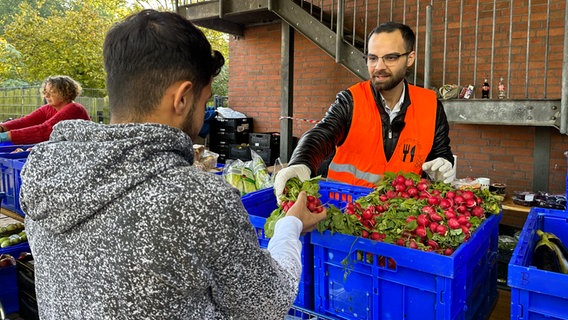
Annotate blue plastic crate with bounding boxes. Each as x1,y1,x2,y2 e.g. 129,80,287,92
0,265,18,315
311,211,501,320
1,157,27,215
241,181,373,310
0,241,30,315
508,207,568,320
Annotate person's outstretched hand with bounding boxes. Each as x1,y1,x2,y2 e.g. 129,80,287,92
273,164,311,204
422,157,456,184
285,191,327,234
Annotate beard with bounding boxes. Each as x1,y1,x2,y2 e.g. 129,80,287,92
371,67,407,92
180,102,198,140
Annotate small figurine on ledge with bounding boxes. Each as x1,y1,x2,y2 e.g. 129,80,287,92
481,78,490,99
498,77,506,99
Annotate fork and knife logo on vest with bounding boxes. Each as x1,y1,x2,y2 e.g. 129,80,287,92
402,144,416,162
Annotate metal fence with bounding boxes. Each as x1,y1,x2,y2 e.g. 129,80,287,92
0,86,109,123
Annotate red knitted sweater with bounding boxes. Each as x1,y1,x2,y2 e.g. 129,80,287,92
3,102,91,144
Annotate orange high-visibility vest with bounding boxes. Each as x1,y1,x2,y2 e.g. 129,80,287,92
327,81,437,187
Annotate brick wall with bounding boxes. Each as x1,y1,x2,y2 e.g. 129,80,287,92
226,2,568,195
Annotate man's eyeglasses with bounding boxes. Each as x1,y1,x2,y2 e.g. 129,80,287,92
366,51,412,67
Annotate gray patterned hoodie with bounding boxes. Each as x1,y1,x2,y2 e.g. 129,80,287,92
21,120,300,320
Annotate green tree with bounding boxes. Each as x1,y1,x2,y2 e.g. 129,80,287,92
200,27,229,97
3,0,133,89
0,0,66,34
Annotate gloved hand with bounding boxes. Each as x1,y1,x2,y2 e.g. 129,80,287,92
422,157,456,184
0,132,9,142
273,164,311,204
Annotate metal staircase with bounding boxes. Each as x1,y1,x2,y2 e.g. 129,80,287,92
176,0,568,135
177,0,368,80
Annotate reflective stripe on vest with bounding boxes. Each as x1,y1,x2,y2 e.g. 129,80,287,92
328,162,383,185
327,81,437,188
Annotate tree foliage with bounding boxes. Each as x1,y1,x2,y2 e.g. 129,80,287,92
0,0,228,96
2,0,134,88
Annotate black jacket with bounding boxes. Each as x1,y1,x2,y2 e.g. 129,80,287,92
289,81,454,176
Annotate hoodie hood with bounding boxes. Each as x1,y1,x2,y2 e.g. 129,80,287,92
20,120,194,234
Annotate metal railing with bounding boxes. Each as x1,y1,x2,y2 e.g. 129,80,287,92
178,0,568,132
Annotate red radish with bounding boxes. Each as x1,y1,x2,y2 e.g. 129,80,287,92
448,218,460,229
454,195,465,205
465,198,477,208
415,226,427,238
427,240,439,250
429,221,439,233
362,209,373,220
456,205,468,214
444,248,454,256
436,224,448,236
416,182,429,191
361,230,369,238
462,190,474,200
471,206,485,217
406,216,417,223
409,239,418,249
395,175,406,185
397,238,405,246
457,215,469,225
444,210,456,219
427,196,440,206
439,199,452,210
429,213,443,222
386,190,397,199
370,232,381,241
445,190,456,199
421,206,435,215
407,187,418,197
404,178,415,187
417,214,429,226
379,195,388,202
395,184,406,192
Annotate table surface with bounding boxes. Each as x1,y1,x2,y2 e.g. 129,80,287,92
0,207,24,222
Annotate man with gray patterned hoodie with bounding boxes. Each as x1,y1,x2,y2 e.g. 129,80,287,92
20,9,326,320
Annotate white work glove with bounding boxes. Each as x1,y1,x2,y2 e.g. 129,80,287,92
273,164,311,204
422,157,456,184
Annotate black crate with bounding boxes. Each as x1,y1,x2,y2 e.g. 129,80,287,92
17,257,38,320
210,117,253,146
249,133,271,149
250,147,272,165
210,130,249,146
229,144,252,162
209,142,231,156
211,117,253,134
16,259,35,299
18,291,39,320
497,224,521,286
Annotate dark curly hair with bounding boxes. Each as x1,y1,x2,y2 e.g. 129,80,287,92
41,76,82,102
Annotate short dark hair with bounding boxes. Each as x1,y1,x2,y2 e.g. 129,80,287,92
41,76,82,102
367,22,416,53
103,9,225,119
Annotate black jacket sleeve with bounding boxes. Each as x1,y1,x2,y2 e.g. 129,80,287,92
426,100,454,166
288,90,353,175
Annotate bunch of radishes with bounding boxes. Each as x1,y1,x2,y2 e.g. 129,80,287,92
281,195,324,214
336,172,501,255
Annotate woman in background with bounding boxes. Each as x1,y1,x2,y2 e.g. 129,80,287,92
0,75,91,144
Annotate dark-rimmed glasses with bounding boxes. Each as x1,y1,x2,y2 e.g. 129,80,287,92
366,51,412,67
